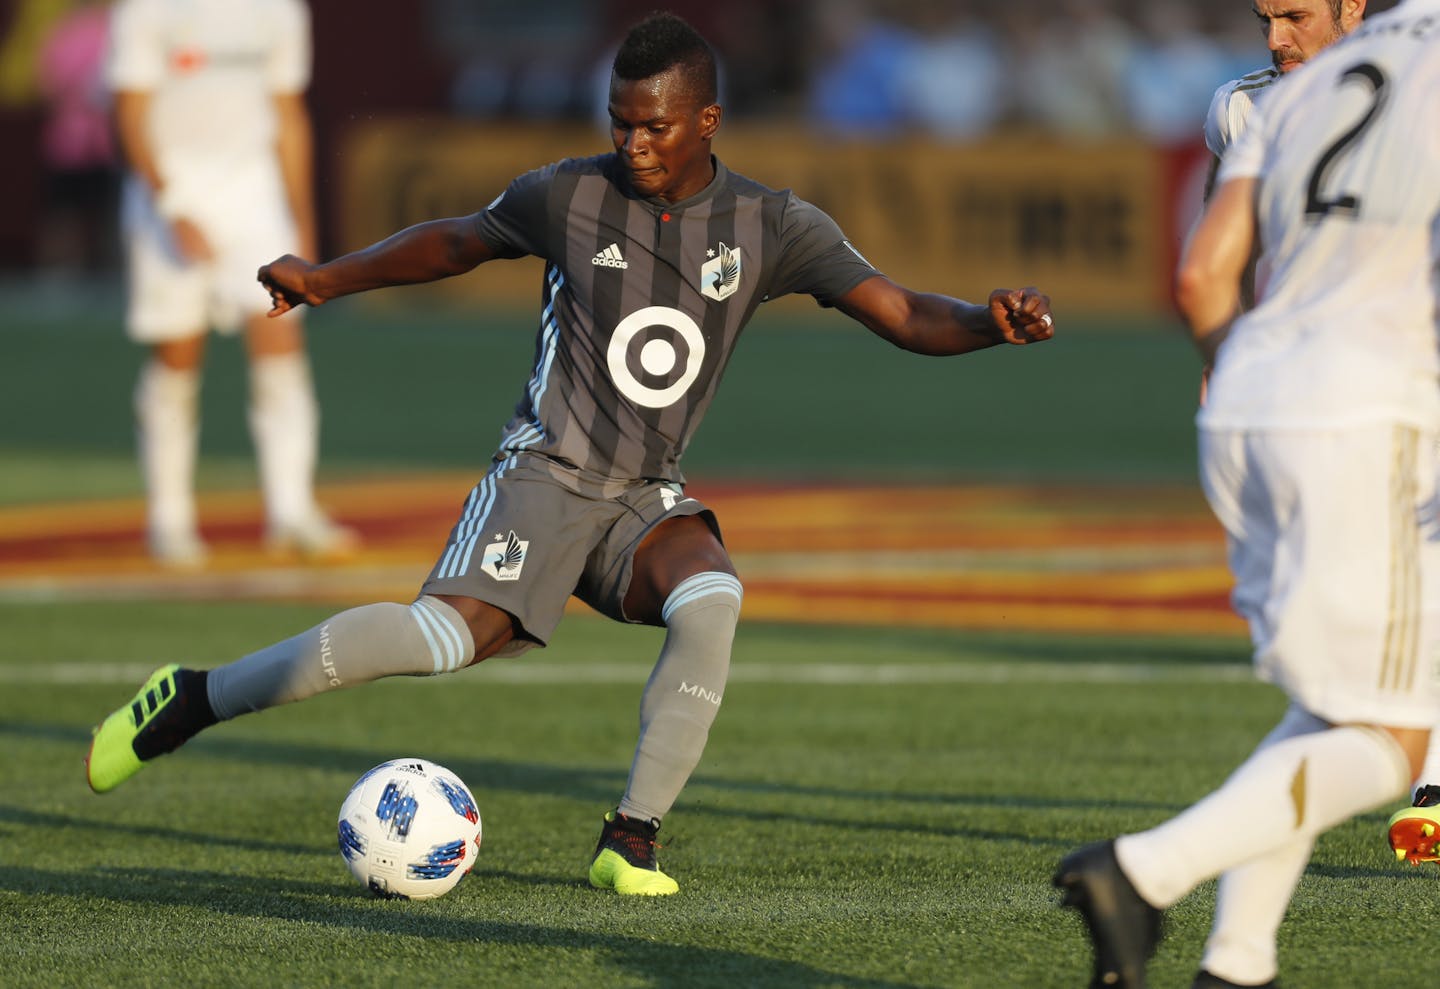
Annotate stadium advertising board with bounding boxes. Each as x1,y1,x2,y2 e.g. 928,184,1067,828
338,120,1177,315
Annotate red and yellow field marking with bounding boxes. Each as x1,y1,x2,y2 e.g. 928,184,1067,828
0,474,1242,636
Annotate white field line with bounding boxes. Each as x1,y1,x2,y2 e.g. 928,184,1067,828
1,660,1255,687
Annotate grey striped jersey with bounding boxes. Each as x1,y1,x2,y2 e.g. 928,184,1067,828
473,154,879,486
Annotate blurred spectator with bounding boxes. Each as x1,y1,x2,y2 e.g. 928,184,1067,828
0,0,74,106
804,0,920,136
1004,0,1136,139
1122,0,1231,143
430,0,597,118
415,0,1285,141
35,0,117,274
894,3,1006,140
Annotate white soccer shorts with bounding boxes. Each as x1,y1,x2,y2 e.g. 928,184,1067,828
1200,423,1440,728
121,159,298,342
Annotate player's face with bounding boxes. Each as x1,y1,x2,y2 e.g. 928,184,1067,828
1251,0,1354,73
608,67,721,204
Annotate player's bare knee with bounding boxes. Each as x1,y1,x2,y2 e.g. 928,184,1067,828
152,336,205,370
244,309,305,353
427,593,517,664
1376,725,1431,782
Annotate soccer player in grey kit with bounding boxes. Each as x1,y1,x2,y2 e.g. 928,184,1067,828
86,12,1055,895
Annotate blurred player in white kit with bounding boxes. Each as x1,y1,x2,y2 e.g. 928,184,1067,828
108,0,354,566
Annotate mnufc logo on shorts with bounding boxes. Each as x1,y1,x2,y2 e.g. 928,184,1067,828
482,530,529,581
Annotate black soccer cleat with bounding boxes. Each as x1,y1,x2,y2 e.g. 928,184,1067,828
1054,840,1163,989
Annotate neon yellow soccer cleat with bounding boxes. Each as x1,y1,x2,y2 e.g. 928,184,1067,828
588,810,680,896
86,664,189,794
1388,786,1440,866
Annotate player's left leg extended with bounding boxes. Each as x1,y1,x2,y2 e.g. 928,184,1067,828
86,595,486,793
590,567,742,896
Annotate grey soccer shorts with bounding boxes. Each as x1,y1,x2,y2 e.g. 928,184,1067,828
421,452,718,653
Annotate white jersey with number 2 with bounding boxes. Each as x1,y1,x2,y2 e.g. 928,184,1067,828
1201,0,1440,433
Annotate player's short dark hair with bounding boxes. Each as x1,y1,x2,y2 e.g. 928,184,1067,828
612,12,718,105
1326,0,1343,19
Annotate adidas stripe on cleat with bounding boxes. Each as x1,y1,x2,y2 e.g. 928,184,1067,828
85,664,210,794
1388,785,1440,866
588,810,679,896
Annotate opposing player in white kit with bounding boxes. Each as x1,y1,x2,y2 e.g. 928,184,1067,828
1206,0,1368,168
1201,0,1367,307
1210,0,1440,871
109,0,354,566
1056,4,1440,988
1160,3,1367,985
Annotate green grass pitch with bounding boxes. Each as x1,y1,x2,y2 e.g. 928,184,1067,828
2,603,1431,988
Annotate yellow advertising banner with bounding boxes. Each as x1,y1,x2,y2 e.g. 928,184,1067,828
336,120,1172,315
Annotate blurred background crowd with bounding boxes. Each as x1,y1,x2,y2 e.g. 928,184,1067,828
435,0,1275,141
469,0,1297,141
0,0,1399,278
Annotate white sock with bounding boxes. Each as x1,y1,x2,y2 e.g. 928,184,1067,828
247,351,320,532
1199,705,1327,985
134,360,200,540
1115,724,1410,910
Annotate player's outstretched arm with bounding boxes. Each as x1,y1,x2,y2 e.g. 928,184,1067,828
257,216,499,317
834,275,1054,356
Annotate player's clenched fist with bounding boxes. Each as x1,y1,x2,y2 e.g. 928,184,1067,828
258,255,321,316
988,287,1054,345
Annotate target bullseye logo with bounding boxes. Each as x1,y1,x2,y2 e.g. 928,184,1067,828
607,306,706,409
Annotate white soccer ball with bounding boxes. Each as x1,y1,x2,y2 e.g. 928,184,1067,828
337,757,482,900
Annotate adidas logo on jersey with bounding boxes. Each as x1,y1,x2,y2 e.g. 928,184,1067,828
592,244,629,269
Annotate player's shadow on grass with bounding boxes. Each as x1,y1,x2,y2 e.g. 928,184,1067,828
690,776,1185,814
1302,862,1428,882
141,732,1192,846
0,863,922,989
0,803,323,857
4,718,1184,853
